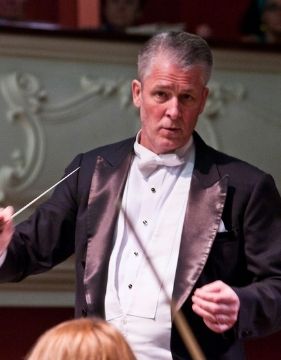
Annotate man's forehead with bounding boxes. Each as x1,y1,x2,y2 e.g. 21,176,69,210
144,61,205,83
146,54,202,74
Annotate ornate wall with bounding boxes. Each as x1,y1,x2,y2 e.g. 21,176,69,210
0,32,280,307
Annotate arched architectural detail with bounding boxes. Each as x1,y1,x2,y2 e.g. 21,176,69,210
0,73,133,203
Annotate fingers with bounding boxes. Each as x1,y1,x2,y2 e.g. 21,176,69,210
192,280,240,333
192,301,236,329
203,318,231,334
0,207,14,254
0,206,14,218
194,280,230,297
0,206,14,231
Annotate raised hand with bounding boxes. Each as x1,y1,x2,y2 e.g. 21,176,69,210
0,206,14,255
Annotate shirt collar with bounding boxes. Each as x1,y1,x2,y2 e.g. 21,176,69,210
134,130,194,163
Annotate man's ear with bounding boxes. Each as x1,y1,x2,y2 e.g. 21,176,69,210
131,79,142,108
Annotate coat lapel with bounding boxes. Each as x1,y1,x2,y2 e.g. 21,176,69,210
84,141,134,315
173,134,228,312
83,133,228,315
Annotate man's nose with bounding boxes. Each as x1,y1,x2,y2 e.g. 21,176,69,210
166,97,181,119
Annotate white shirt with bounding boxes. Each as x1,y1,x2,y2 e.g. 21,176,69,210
105,134,195,359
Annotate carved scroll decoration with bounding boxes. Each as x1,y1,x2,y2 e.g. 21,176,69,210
0,72,47,202
0,73,132,203
198,81,246,148
39,75,133,124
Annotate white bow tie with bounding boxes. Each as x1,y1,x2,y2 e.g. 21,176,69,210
137,153,185,177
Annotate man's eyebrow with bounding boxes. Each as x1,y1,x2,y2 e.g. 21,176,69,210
153,84,196,92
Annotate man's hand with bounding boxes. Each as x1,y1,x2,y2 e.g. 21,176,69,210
192,280,240,333
0,206,14,255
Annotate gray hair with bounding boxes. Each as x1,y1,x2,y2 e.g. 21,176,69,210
137,31,213,84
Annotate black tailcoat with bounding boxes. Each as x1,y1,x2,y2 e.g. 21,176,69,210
1,132,281,359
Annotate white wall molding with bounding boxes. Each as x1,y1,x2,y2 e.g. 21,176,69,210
1,33,280,72
0,33,140,64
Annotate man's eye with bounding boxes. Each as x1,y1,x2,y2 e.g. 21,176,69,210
181,94,193,102
154,91,168,100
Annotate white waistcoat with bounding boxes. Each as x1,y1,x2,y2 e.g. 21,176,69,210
105,140,195,360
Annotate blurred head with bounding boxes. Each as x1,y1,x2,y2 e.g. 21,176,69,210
241,0,281,43
132,32,212,154
26,318,136,360
103,0,144,31
262,0,281,41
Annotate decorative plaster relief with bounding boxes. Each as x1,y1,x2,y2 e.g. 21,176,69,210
40,76,133,124
0,73,133,203
205,81,245,118
197,81,246,148
0,72,47,202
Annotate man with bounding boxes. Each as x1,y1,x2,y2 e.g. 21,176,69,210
0,32,281,359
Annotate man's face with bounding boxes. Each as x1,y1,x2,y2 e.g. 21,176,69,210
132,56,209,154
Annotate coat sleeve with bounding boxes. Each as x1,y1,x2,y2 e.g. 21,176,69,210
233,173,281,339
0,154,83,282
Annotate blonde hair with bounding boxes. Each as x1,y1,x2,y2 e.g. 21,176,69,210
26,317,136,360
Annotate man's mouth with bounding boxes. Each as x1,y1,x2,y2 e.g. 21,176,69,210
161,127,180,134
